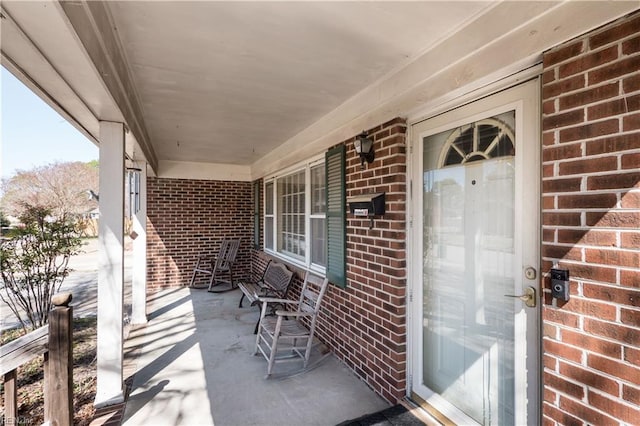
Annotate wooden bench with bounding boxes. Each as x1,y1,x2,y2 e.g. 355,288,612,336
238,260,294,308
238,260,294,332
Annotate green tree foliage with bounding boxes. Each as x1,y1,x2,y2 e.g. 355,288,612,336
0,210,10,228
86,159,99,169
0,205,81,331
0,210,14,237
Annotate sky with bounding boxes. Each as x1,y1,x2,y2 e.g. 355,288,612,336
1,67,98,180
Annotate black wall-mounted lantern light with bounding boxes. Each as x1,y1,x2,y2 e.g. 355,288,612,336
354,131,374,168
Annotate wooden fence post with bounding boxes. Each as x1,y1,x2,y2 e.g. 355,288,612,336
3,369,18,422
44,292,73,426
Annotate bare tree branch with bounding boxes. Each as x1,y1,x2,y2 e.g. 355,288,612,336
1,161,99,220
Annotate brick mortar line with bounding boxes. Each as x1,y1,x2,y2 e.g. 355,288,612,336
542,89,640,105
546,369,639,405
543,154,639,164
542,245,638,252
540,256,639,269
545,333,640,359
542,191,638,197
542,222,640,227
545,61,640,90
545,35,640,69
545,107,639,122
542,246,640,254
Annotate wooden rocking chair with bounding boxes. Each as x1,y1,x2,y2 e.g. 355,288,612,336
189,239,240,292
254,271,329,377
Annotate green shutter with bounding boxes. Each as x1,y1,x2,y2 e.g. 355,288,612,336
253,181,261,250
325,145,346,288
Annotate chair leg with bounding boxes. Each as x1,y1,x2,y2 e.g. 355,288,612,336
253,326,261,356
189,259,201,287
267,334,279,376
207,262,217,291
207,273,216,291
303,333,314,368
254,301,268,355
239,293,245,308
267,317,283,376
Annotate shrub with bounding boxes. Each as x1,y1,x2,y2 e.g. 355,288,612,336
0,205,81,331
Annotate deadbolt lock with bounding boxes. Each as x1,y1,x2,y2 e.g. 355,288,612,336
524,266,537,280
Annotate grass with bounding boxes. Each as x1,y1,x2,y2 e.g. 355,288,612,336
1,316,97,425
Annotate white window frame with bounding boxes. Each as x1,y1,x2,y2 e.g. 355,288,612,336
126,168,141,220
263,154,326,274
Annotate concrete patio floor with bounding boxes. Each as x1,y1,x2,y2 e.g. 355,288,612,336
121,286,392,425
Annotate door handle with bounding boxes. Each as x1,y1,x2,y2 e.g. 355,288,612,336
504,286,536,308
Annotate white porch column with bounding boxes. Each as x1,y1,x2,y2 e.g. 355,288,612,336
131,163,147,324
95,121,125,408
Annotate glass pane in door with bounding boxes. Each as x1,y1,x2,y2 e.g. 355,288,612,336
422,111,516,425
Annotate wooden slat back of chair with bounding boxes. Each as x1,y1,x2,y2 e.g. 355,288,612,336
215,239,240,269
298,272,329,316
262,262,293,295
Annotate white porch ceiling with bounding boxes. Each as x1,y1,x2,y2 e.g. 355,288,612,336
104,1,492,166
2,1,639,179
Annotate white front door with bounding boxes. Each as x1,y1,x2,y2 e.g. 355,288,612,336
409,80,540,425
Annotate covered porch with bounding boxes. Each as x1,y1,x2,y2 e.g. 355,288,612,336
93,286,419,425
2,1,639,424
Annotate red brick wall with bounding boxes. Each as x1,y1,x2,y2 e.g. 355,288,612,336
332,118,407,403
253,118,408,402
147,177,253,291
541,13,640,425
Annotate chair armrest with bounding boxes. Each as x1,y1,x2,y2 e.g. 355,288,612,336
258,298,297,318
257,297,296,305
275,310,311,317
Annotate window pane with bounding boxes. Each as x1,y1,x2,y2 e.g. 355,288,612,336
299,214,306,255
265,182,274,214
422,112,516,423
439,112,515,167
265,217,274,250
278,170,305,259
311,164,326,214
265,161,328,268
311,217,326,266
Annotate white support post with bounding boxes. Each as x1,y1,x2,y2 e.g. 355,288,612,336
131,162,147,324
95,121,125,408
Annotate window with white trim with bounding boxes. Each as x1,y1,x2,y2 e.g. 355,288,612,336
264,159,326,270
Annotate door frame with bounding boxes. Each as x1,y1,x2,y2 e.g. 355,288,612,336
406,77,541,425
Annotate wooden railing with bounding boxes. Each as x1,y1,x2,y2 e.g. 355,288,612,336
1,293,73,426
